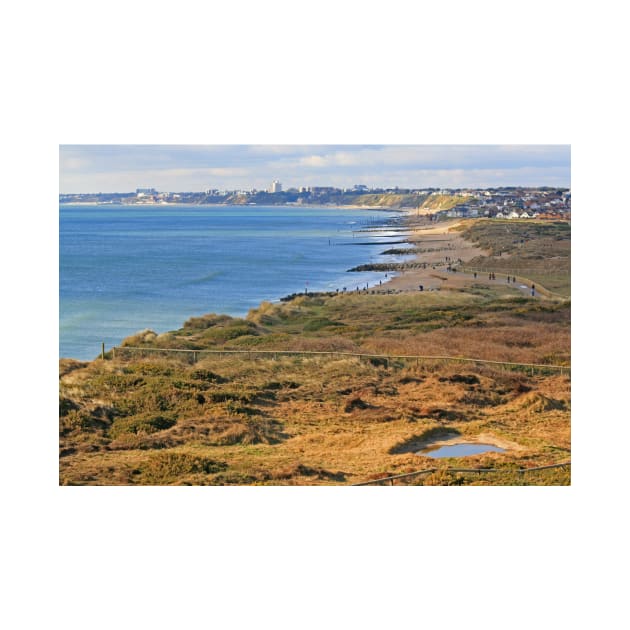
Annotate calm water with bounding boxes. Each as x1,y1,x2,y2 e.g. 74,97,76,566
60,204,410,360
418,443,506,458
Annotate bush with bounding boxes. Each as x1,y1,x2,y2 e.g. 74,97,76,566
302,318,342,332
139,452,227,484
183,313,233,329
212,418,285,445
109,414,176,438
121,329,157,346
60,409,97,433
344,396,371,412
59,397,79,416
189,368,225,383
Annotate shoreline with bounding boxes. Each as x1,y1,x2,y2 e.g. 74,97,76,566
64,206,555,361
60,210,509,361
329,215,490,295
59,206,410,361
60,210,537,361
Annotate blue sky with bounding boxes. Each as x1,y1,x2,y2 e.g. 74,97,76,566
59,145,570,193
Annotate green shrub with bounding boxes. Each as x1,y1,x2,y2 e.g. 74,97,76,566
120,329,157,346
207,391,253,404
303,318,344,332
139,452,227,484
59,397,79,416
60,409,96,433
183,313,233,329
199,322,259,343
189,368,225,383
109,414,176,438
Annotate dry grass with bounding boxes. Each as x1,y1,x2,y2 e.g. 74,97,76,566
60,354,570,485
60,217,570,485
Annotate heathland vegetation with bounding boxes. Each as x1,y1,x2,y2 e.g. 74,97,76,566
59,218,570,485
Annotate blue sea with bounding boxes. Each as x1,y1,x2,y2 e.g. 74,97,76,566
60,204,412,360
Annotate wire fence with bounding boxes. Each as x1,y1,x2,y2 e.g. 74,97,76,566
108,345,570,375
352,461,571,486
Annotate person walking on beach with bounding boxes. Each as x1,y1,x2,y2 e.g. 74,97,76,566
531,283,535,296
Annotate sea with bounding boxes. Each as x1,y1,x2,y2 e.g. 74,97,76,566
59,204,414,361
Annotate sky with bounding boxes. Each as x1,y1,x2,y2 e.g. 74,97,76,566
59,144,571,193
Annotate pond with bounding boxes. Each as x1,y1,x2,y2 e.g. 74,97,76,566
417,443,505,458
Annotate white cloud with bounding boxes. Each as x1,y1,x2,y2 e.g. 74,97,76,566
296,155,329,168
59,145,570,192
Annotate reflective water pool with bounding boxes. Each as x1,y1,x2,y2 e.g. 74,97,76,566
417,443,505,458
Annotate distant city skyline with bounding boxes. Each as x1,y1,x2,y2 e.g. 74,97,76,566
59,145,571,194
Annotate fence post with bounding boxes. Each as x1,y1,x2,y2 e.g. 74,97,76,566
101,342,105,360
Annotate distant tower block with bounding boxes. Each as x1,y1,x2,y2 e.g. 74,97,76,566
136,187,157,196
270,180,282,193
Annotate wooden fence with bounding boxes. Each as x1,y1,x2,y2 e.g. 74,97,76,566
351,461,571,486
109,345,570,375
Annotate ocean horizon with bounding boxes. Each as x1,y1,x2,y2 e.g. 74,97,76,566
59,204,412,360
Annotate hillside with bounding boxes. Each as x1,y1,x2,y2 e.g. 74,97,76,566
349,193,429,208
419,193,472,212
59,218,571,486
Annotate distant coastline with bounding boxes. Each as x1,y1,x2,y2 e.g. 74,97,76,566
61,201,408,212
60,187,571,220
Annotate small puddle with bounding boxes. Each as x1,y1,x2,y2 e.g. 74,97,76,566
417,443,505,458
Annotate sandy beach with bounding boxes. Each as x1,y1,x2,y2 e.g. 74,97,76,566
365,217,489,293
368,216,543,298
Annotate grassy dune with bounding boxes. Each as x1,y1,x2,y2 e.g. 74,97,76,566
456,220,571,296
59,218,571,486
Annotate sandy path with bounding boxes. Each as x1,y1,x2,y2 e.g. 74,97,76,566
370,219,540,297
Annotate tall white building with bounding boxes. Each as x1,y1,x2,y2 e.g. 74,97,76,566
270,180,282,193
